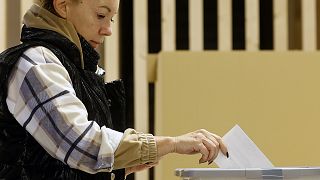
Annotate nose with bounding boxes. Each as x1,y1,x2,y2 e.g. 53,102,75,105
99,23,112,36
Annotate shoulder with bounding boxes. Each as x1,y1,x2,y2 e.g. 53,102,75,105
21,46,63,66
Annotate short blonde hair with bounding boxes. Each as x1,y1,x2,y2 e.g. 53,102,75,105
38,0,79,16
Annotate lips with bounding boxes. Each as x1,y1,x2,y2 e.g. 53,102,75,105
90,40,101,48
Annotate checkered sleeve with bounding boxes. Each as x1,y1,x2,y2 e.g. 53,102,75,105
6,46,123,174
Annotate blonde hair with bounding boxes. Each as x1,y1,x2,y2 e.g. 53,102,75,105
38,0,79,16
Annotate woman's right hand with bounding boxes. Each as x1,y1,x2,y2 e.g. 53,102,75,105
155,129,228,164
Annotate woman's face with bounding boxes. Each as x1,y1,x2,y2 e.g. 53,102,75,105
66,0,119,48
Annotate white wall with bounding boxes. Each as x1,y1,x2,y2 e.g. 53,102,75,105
21,0,34,23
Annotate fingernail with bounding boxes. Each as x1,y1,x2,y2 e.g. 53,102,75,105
226,152,229,158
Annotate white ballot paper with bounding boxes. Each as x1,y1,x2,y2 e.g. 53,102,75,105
214,124,274,168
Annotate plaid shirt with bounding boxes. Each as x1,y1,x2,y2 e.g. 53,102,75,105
6,46,123,174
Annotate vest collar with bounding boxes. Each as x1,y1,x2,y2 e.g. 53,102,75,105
23,4,84,69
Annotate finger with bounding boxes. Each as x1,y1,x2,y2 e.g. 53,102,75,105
201,138,216,162
131,164,153,172
212,134,229,157
205,133,220,148
146,162,159,167
212,143,219,161
206,139,219,163
201,132,220,162
199,129,220,148
197,143,209,163
211,136,221,161
125,167,134,176
132,164,147,172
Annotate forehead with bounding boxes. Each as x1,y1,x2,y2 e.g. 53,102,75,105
85,0,119,13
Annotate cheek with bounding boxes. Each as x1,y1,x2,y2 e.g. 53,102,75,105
85,17,100,34
87,23,101,36
78,20,97,38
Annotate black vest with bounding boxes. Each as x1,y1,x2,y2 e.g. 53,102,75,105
0,26,126,179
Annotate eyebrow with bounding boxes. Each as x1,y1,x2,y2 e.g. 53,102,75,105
100,5,117,14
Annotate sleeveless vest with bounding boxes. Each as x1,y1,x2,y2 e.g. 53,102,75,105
0,26,126,179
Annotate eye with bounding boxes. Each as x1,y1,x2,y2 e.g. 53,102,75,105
97,14,106,19
111,18,115,23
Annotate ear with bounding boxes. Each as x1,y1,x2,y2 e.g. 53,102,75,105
53,0,67,18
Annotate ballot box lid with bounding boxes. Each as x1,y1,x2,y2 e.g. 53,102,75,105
175,167,320,179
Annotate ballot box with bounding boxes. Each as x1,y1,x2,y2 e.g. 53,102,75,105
175,167,320,180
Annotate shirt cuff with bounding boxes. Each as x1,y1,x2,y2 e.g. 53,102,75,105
102,126,124,151
137,132,157,163
113,129,158,169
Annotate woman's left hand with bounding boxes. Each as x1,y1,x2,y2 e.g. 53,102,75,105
125,162,158,176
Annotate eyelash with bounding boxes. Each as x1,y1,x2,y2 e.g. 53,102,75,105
97,14,115,23
97,14,105,19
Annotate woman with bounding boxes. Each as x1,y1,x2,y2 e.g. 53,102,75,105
0,0,228,179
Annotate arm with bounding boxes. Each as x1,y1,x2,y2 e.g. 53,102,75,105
124,129,229,176
6,46,123,174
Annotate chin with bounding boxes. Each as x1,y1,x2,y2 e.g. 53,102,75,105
90,43,99,49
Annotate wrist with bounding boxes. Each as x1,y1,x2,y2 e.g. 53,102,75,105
155,136,175,158
172,136,177,153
